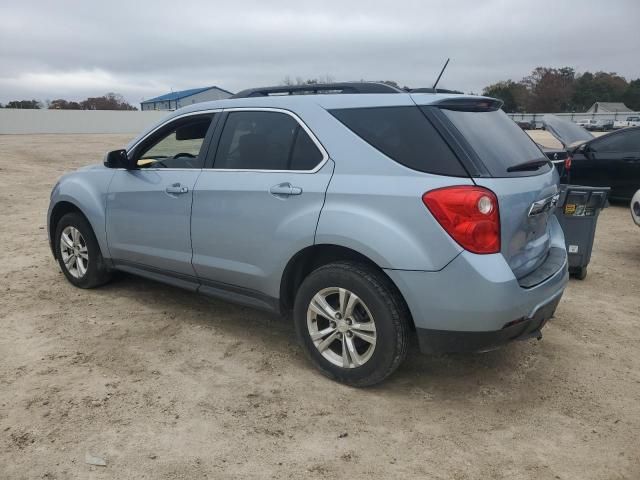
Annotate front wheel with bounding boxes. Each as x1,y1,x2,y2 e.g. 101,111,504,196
55,212,112,288
293,261,410,387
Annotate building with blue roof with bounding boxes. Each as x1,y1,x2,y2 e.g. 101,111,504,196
140,86,233,111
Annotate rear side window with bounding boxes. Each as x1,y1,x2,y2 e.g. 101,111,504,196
439,108,549,177
591,129,640,152
329,106,467,176
290,127,324,170
214,111,323,171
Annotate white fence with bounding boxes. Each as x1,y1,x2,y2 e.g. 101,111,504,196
508,111,640,127
0,109,167,134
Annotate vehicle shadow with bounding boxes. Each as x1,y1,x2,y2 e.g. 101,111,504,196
93,272,549,398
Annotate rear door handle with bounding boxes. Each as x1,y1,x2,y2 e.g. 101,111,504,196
269,182,303,197
166,183,189,194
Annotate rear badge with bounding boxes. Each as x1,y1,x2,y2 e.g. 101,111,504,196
528,193,560,217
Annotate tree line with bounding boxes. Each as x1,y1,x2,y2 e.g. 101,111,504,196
0,93,137,110
482,67,640,113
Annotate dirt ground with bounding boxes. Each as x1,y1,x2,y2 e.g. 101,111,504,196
1,133,639,480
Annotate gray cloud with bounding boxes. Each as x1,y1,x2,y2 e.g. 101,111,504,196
1,0,639,104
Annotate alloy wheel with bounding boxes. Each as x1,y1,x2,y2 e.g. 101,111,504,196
60,226,89,279
306,287,377,368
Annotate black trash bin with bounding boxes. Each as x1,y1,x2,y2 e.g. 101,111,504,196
554,184,610,280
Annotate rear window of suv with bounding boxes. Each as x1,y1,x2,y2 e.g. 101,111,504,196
329,106,467,176
438,108,550,177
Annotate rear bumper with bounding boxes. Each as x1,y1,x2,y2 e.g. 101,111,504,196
385,234,568,353
415,292,562,354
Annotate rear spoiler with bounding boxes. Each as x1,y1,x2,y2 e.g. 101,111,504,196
432,97,503,112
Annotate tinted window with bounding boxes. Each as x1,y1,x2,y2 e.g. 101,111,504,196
291,126,324,170
214,111,323,170
441,108,549,177
136,115,213,169
591,129,640,153
330,106,466,176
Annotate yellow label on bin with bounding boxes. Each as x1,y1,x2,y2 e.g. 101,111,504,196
564,203,576,215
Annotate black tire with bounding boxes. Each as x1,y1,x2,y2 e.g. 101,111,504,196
570,266,588,280
293,261,410,387
54,212,112,288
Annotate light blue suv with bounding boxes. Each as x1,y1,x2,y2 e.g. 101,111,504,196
48,82,568,386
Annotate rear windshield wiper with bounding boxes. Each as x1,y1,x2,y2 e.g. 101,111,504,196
506,159,551,172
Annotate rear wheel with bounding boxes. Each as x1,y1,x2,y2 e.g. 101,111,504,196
293,261,409,387
55,212,112,288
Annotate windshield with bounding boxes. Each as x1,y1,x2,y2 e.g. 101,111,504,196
542,115,594,147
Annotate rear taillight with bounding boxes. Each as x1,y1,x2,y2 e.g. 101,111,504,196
564,156,572,171
422,186,500,254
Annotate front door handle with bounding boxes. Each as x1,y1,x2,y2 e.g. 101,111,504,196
623,157,640,163
166,183,189,194
269,182,303,197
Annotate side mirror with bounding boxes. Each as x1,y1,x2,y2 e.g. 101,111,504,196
571,143,589,156
103,149,132,169
581,144,594,158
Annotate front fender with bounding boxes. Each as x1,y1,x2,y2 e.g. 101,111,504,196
48,167,115,259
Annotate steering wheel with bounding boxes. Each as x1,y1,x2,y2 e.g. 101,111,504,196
174,152,196,159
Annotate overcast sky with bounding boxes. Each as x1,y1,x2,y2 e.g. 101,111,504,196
1,0,639,105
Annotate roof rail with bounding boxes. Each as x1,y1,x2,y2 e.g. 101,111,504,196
231,82,403,98
410,87,464,94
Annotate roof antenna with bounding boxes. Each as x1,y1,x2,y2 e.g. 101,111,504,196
432,58,450,91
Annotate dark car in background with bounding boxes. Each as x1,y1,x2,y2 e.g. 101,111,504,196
515,120,534,130
540,145,569,168
543,115,640,201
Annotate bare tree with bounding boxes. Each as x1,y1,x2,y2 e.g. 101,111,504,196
281,75,335,86
49,99,82,110
80,93,137,110
5,99,42,109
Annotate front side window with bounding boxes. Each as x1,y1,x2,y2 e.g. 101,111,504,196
214,111,323,170
135,115,214,169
